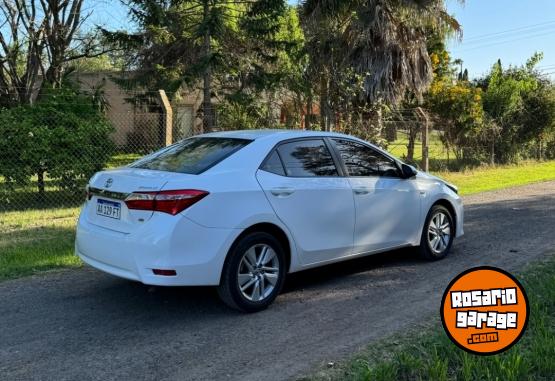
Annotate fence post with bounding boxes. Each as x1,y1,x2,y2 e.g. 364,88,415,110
417,107,429,172
158,90,173,146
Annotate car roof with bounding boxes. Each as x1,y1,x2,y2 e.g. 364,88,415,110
199,129,403,168
199,129,354,141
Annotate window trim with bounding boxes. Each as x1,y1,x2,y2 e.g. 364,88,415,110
329,138,403,179
258,137,346,178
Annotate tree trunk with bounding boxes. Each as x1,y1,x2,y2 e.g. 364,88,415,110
45,62,64,88
305,94,313,130
406,122,416,162
376,107,383,138
37,170,45,200
417,108,429,172
385,123,397,142
202,0,214,133
319,74,328,131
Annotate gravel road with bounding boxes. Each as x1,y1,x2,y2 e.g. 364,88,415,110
1,181,554,381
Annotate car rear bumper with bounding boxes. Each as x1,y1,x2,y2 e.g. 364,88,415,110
75,211,241,286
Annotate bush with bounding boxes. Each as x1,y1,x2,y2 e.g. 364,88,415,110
0,89,114,198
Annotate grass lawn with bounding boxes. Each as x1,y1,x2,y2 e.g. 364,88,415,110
434,161,555,195
305,257,555,381
0,207,81,281
106,152,142,168
387,132,452,161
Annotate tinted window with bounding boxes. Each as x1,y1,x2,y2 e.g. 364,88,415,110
333,139,400,177
277,139,338,177
130,137,251,174
261,150,286,176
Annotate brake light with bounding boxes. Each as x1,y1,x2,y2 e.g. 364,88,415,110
125,190,209,215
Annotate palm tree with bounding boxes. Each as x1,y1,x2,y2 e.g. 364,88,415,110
302,0,462,104
454,58,464,79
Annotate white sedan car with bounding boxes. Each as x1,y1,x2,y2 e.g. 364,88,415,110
76,130,463,312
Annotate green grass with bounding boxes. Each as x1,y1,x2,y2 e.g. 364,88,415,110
106,152,142,168
0,206,81,281
304,257,555,381
387,132,453,161
434,161,555,195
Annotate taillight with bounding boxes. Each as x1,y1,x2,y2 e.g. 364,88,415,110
85,184,92,200
125,189,208,215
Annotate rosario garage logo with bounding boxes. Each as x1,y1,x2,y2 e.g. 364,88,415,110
440,267,529,355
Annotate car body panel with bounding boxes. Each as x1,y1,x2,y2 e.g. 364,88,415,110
256,169,356,265
349,176,423,253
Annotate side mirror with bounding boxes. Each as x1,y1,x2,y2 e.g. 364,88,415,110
401,163,417,179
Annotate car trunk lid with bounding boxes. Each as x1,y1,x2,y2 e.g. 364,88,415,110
85,168,174,233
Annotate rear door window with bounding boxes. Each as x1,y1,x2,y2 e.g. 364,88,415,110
130,137,251,174
277,139,338,177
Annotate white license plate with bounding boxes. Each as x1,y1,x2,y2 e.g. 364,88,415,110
96,199,121,220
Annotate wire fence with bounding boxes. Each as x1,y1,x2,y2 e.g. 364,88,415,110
0,103,177,252
0,106,487,211
0,89,492,252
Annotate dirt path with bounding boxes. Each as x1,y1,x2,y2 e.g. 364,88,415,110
1,181,554,381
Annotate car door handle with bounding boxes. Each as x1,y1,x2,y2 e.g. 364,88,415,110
270,187,295,197
353,187,371,195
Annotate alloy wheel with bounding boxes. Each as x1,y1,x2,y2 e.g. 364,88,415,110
237,244,280,302
427,212,452,254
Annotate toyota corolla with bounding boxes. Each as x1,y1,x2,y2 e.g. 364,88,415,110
76,130,463,312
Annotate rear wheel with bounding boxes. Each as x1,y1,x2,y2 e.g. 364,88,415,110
217,232,286,312
419,205,454,260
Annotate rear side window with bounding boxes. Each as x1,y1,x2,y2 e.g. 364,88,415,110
261,151,286,176
333,139,400,177
130,137,251,174
277,139,338,177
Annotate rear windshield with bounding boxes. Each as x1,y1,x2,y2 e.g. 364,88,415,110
129,137,252,174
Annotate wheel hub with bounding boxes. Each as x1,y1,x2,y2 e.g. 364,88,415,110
237,244,280,302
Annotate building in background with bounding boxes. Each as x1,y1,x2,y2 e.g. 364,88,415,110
73,71,203,151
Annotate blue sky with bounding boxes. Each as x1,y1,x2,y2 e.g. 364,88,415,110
90,0,555,79
446,0,555,79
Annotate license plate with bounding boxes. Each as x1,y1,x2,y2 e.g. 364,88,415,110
96,199,121,220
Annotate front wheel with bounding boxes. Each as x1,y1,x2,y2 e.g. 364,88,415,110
217,232,286,313
419,205,454,260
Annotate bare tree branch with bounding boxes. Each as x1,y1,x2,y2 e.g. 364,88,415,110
0,0,111,105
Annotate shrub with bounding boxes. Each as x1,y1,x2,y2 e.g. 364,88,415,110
0,89,114,198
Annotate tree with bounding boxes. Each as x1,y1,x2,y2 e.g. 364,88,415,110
427,77,484,163
220,5,306,130
424,30,486,166
0,87,114,199
480,53,547,163
105,0,289,132
302,0,461,106
0,0,114,105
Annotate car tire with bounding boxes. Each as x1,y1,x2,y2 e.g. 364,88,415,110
217,232,286,313
419,205,455,260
